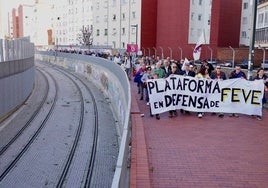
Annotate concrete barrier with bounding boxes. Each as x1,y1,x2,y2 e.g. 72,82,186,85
35,51,131,188
0,38,35,121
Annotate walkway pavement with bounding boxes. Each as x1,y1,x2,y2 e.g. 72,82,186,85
130,80,268,188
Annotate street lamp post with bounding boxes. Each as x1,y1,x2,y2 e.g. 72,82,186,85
248,0,257,80
229,46,235,68
207,46,213,62
159,46,164,59
142,47,146,56
152,47,157,58
168,47,172,59
259,45,266,69
147,48,151,57
131,24,138,45
178,47,182,60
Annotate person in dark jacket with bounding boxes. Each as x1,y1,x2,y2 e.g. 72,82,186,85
165,62,180,118
210,65,227,118
253,68,268,120
179,61,196,115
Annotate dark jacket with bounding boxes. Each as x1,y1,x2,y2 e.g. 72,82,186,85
210,71,227,80
179,70,196,77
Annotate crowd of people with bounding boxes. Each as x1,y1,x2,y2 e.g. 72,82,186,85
129,55,268,121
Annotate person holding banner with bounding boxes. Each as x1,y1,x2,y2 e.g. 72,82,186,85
211,65,227,118
179,61,196,115
229,65,246,117
229,65,247,79
254,68,268,120
141,66,153,105
165,62,181,117
195,66,211,118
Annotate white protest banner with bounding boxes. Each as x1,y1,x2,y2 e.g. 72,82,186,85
147,75,264,116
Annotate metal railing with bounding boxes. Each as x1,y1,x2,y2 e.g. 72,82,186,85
0,37,35,62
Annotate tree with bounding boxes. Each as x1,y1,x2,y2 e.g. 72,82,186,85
77,25,93,49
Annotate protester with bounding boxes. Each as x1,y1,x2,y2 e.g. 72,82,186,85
141,66,153,105
165,62,180,118
253,68,268,120
124,54,132,80
149,72,161,120
179,61,196,115
113,53,122,65
134,63,146,98
153,61,165,78
210,65,227,117
229,65,246,79
228,65,246,117
161,59,171,77
201,59,214,76
195,66,210,118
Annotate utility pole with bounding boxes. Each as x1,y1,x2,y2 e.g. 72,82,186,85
248,0,257,80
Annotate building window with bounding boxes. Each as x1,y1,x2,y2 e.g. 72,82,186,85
198,14,202,21
104,29,108,36
242,17,247,24
122,27,125,35
122,42,125,48
112,0,116,6
199,0,202,5
122,13,125,20
96,29,100,36
191,12,194,20
241,31,247,38
113,14,116,21
112,28,117,35
190,28,194,36
265,12,268,26
132,11,136,19
243,2,248,9
131,27,136,34
104,15,108,22
258,13,264,28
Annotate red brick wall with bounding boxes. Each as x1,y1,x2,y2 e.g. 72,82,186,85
217,47,265,66
140,0,243,61
155,0,190,60
140,0,157,50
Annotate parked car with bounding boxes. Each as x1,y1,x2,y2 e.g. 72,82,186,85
207,58,222,67
236,59,250,69
261,60,268,69
219,60,233,67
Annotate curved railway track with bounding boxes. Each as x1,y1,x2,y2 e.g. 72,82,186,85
0,69,50,156
0,68,59,181
0,64,101,187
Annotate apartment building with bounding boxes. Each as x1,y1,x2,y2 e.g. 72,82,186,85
92,0,141,49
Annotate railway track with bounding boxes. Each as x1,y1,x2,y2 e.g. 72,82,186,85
0,63,111,187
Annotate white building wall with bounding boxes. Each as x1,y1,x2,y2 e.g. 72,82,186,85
240,0,252,46
188,0,211,44
92,0,141,51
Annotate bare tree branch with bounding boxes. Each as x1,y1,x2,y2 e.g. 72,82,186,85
77,25,93,49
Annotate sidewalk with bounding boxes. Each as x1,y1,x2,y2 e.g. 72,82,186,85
130,80,268,188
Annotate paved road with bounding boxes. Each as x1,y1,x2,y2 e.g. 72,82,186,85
130,79,268,188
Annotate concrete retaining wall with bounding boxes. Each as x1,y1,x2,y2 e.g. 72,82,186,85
0,38,35,121
35,51,131,188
